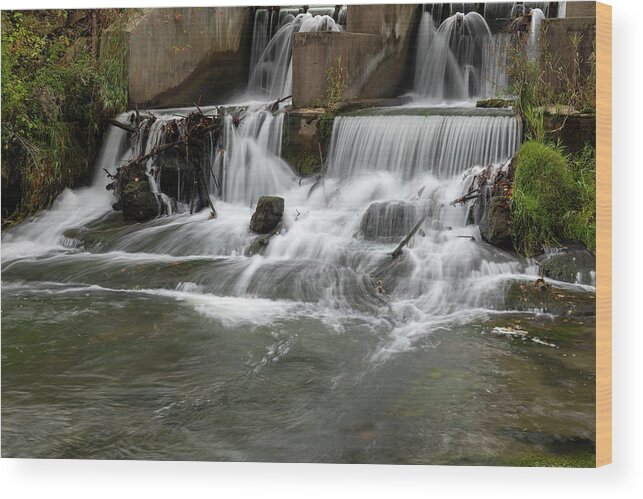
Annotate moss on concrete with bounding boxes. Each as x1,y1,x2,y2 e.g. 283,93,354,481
281,111,335,176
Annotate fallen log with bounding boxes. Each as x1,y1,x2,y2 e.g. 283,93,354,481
108,119,138,134
391,214,428,259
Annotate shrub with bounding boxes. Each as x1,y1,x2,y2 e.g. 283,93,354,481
511,141,577,255
1,9,132,225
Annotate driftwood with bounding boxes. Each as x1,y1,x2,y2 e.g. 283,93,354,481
107,110,223,220
391,214,428,259
108,119,138,134
450,188,481,206
270,95,293,113
125,141,184,169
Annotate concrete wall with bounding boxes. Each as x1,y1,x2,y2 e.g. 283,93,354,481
543,113,596,153
292,32,386,108
292,4,420,108
126,7,252,108
346,4,421,98
541,16,596,96
566,1,596,18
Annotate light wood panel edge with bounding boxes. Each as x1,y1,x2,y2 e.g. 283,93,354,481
595,1,612,468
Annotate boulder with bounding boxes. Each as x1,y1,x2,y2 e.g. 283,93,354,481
250,196,284,234
360,200,418,241
479,196,512,250
121,179,160,222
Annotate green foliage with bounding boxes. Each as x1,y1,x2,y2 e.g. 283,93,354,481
1,9,132,225
322,56,345,112
98,15,130,117
511,141,596,255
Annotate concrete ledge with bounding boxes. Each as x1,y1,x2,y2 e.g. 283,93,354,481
127,7,252,108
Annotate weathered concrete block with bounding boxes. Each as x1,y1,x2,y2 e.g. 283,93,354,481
292,31,386,108
543,113,596,153
125,7,252,108
540,17,596,96
346,4,421,98
565,1,596,18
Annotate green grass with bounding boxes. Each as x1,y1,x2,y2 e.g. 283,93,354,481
511,141,595,255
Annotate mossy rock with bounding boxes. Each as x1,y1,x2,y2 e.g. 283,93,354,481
250,196,284,234
540,248,596,285
479,196,512,250
121,179,159,222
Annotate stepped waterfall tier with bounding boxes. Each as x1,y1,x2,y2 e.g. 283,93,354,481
2,3,598,466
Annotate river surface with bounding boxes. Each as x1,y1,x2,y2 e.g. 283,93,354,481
1,104,595,464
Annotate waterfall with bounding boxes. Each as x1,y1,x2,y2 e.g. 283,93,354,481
214,106,295,205
249,8,277,77
326,114,521,180
248,12,341,100
413,11,495,102
558,2,567,18
1,125,129,260
528,8,545,62
483,33,511,97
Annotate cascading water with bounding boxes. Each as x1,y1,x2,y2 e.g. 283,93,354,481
326,114,521,179
527,8,546,62
248,12,341,100
413,11,496,101
249,8,278,75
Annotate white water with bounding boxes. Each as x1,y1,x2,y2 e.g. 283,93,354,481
528,8,546,62
326,114,521,179
1,125,129,260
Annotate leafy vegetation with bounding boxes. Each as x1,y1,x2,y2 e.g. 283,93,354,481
1,9,134,226
511,141,596,255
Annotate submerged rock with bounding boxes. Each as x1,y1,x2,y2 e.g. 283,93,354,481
504,280,595,317
360,200,418,241
121,179,159,222
479,196,512,249
539,247,596,285
250,196,284,234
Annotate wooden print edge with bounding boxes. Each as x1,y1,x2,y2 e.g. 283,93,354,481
595,1,612,468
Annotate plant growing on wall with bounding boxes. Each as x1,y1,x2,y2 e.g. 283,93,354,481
322,55,345,112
